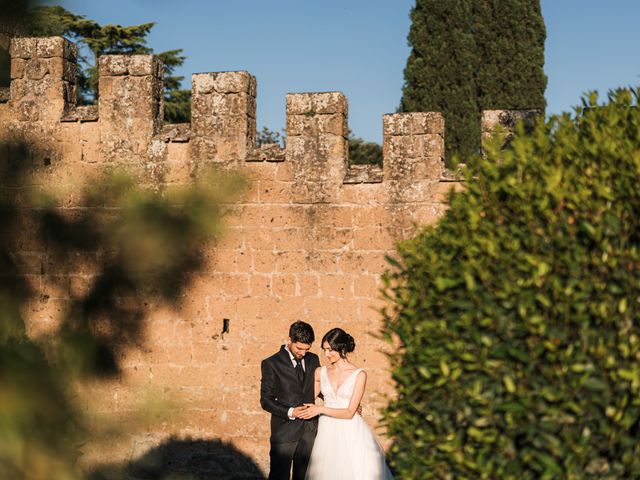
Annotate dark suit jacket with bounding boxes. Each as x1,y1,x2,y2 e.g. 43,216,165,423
260,345,320,443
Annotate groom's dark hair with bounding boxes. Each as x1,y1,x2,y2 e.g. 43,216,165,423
289,320,314,344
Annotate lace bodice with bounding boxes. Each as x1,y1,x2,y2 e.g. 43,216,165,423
320,366,363,408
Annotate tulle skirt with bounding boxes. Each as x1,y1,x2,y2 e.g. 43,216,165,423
305,414,393,480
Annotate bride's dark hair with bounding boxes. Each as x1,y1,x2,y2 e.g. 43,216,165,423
322,328,356,358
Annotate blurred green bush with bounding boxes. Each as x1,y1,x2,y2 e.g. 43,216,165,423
0,147,244,478
383,88,640,479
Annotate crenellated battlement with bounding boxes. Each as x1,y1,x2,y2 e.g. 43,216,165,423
0,36,538,197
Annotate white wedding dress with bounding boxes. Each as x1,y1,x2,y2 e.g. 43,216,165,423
305,367,394,480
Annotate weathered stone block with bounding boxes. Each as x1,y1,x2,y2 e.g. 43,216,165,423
211,92,255,116
383,133,443,161
343,164,384,184
36,37,68,58
192,114,251,138
98,60,163,143
10,58,26,79
286,93,349,202
9,37,37,59
213,71,253,94
287,112,347,138
284,134,310,159
16,99,39,121
128,55,158,76
191,73,216,95
160,123,191,143
286,94,313,116
318,133,348,159
318,113,348,137
285,114,309,137
98,55,130,76
383,112,444,136
481,109,541,150
192,71,253,95
247,143,285,162
286,92,347,115
25,58,49,80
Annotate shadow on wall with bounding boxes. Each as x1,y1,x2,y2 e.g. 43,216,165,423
0,135,243,377
0,135,245,476
0,46,8,86
87,437,265,480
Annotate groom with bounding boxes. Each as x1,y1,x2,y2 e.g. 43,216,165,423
260,321,320,480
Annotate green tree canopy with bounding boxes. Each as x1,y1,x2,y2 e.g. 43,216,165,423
384,88,640,478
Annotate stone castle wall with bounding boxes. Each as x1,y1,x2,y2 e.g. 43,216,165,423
0,37,533,475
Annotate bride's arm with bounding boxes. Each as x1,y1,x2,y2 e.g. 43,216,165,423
300,371,366,420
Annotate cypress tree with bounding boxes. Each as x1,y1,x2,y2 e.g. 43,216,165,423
400,0,480,164
473,0,546,110
400,0,546,164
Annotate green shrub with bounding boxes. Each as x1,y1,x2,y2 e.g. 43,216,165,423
382,89,640,479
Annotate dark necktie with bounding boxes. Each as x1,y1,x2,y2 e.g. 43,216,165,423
295,358,304,384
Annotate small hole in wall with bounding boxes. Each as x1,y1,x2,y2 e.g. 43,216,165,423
222,318,230,335
43,157,51,166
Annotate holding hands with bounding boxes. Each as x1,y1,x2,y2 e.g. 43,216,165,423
298,403,323,419
295,403,362,419
291,405,311,418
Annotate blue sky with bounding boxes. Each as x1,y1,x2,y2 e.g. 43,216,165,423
44,1,640,143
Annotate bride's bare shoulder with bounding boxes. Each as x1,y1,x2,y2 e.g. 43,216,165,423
353,366,367,378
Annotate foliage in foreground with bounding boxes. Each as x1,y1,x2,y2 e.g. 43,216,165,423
0,139,244,478
383,89,640,479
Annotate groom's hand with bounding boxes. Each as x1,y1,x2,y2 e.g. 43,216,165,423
357,404,363,416
291,405,308,418
298,403,321,419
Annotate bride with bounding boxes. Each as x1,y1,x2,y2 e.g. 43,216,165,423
298,328,394,479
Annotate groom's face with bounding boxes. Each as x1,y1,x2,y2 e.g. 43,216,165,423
288,339,312,359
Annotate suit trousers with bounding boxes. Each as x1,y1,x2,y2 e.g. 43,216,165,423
268,421,316,480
